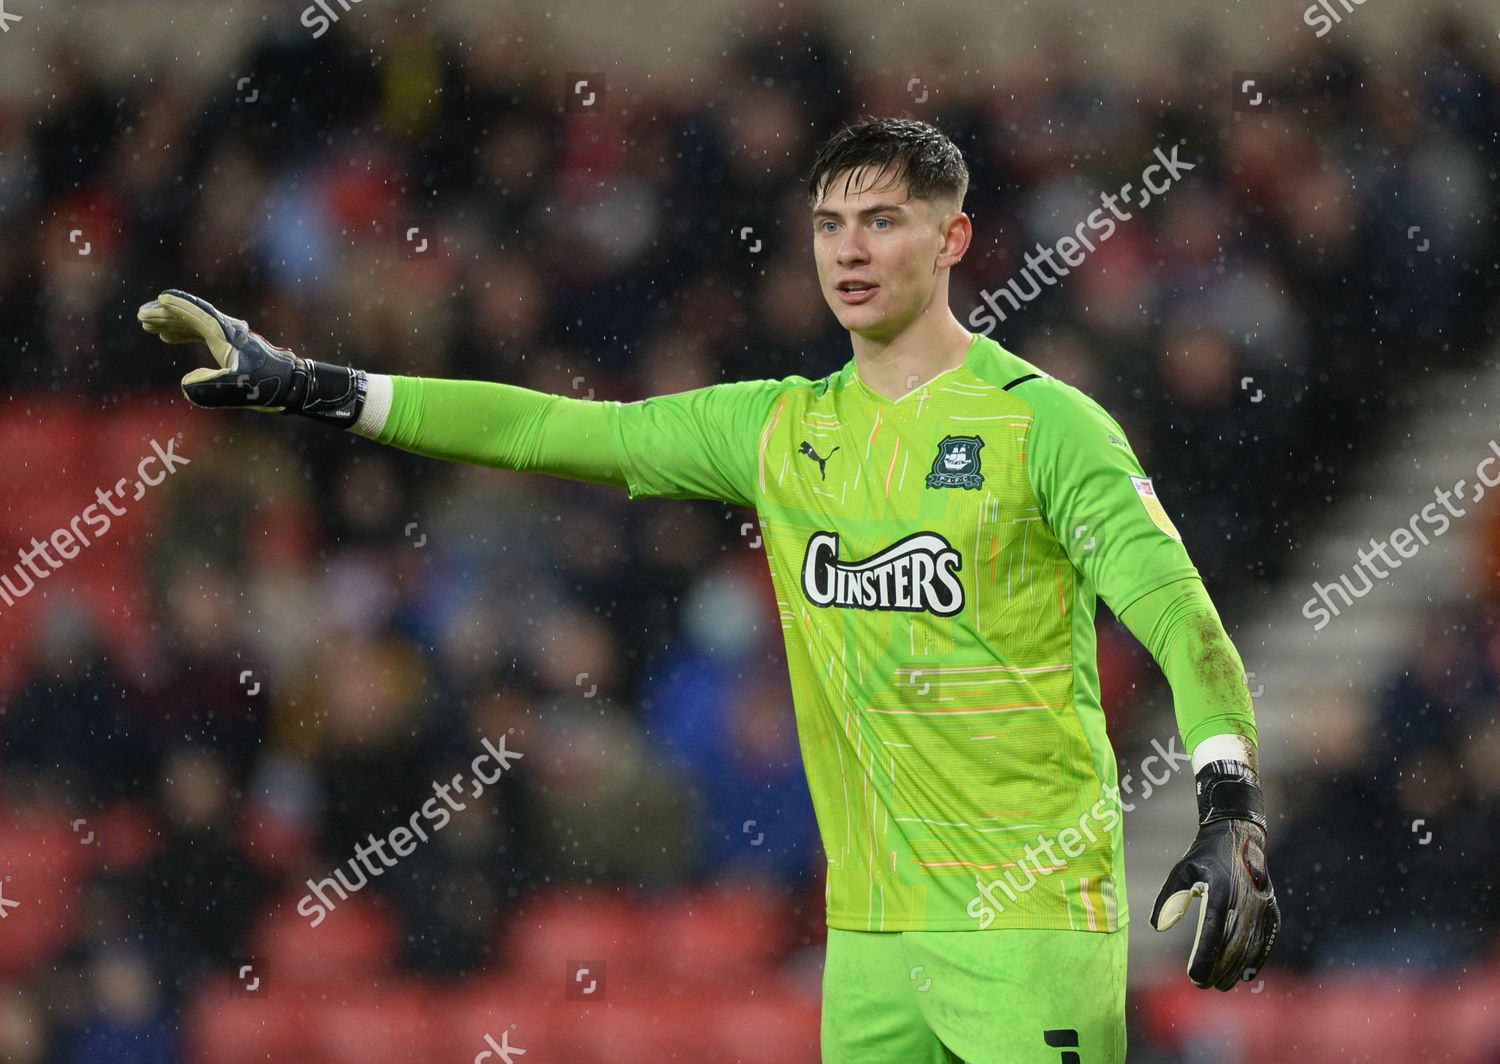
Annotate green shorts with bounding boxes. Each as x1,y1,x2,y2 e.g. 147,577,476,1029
820,926,1127,1063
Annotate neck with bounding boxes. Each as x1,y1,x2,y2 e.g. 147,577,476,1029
852,306,975,402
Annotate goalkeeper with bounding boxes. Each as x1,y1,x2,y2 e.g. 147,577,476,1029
139,116,1278,1063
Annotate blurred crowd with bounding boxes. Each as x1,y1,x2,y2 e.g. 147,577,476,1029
2,0,1499,1060
1273,597,1500,973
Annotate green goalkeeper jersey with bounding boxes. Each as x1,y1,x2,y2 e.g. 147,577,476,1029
602,332,1199,932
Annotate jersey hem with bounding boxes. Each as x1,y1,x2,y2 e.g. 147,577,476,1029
826,914,1132,933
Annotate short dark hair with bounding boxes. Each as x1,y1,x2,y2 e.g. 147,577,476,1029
806,116,969,212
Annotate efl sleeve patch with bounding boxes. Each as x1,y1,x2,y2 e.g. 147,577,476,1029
1130,476,1182,541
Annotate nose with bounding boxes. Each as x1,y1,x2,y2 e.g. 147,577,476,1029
836,230,869,267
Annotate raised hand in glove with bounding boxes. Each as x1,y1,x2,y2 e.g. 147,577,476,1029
138,289,366,426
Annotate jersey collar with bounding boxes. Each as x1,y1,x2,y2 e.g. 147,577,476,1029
846,332,983,407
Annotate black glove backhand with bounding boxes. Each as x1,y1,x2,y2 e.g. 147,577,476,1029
138,289,366,426
1149,759,1281,990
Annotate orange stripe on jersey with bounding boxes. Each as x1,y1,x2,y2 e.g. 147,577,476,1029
866,702,1051,716
917,860,1000,869
883,437,901,497
864,408,883,459
1056,562,1066,616
893,664,1070,676
758,398,786,495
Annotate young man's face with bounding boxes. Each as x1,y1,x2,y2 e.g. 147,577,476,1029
811,168,965,342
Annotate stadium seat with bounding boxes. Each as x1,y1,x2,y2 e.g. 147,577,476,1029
1138,971,1466,1060
0,404,92,534
1281,981,1421,1058
503,886,652,987
1435,969,1500,1060
0,403,198,701
0,806,95,978
564,999,716,1063
706,993,822,1063
438,976,561,1059
438,976,714,1062
644,882,791,987
183,978,306,1064
302,984,441,1064
249,890,399,987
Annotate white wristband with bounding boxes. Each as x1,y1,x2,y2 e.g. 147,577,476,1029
1191,733,1254,774
351,372,393,439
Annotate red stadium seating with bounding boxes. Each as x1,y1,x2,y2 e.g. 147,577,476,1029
503,886,653,988
558,999,718,1062
302,985,443,1064
645,881,791,986
704,993,822,1063
249,890,400,987
438,976,566,1059
436,975,819,1064
1436,971,1500,1062
501,881,798,1003
0,401,202,700
0,804,97,977
431,975,705,1062
185,984,305,1064
1139,964,1500,1062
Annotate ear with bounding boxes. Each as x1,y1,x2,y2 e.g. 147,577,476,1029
936,209,972,269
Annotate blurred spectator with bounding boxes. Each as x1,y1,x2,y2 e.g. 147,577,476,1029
1373,606,1496,762
527,698,700,887
139,747,270,986
55,945,179,1064
379,794,521,976
1277,624,1500,972
5,604,152,801
0,986,47,1064
644,563,821,886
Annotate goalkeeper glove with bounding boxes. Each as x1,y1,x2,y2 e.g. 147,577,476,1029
137,289,366,426
1150,759,1281,990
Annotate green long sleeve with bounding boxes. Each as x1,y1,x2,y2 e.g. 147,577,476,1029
1115,575,1259,761
374,375,629,489
368,375,1258,767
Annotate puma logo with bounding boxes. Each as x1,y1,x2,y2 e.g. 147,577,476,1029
799,441,840,479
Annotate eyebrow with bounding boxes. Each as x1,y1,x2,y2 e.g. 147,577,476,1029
811,203,910,222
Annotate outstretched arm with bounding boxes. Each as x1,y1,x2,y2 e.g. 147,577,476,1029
140,289,798,505
138,288,625,491
356,374,626,488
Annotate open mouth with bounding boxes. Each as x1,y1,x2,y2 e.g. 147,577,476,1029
836,281,879,304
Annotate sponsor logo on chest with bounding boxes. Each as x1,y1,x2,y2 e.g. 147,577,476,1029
800,530,964,616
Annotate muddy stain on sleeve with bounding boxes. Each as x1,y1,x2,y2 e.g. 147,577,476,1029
1191,612,1260,774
